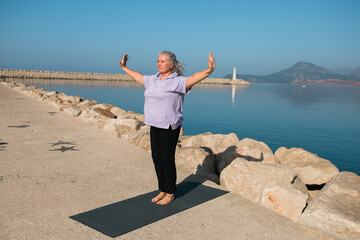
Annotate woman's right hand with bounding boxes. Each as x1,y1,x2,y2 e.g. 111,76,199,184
118,54,128,68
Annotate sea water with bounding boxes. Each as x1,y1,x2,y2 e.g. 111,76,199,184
18,79,360,175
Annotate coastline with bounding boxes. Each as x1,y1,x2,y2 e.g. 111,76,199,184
1,79,359,239
0,68,252,86
0,81,337,240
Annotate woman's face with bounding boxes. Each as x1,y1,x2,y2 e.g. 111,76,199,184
157,54,173,75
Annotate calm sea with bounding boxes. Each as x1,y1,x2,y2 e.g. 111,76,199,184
17,79,360,175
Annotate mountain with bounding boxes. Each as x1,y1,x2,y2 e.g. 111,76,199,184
348,66,360,79
225,62,360,85
332,68,353,75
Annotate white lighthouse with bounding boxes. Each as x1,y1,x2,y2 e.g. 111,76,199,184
232,68,237,81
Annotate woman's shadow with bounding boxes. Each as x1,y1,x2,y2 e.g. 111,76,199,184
70,174,227,238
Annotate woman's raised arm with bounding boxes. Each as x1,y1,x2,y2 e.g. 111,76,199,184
186,52,215,90
118,54,144,86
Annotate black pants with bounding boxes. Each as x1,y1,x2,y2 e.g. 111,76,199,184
150,125,181,194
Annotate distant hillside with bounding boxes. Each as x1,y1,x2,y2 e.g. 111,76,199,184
225,62,360,86
348,66,360,79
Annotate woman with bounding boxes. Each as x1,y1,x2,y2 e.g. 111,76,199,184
118,51,215,205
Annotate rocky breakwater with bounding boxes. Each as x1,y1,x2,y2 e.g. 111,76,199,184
0,68,133,81
2,79,358,239
0,68,252,85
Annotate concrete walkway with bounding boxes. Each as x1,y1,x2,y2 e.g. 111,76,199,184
0,83,338,239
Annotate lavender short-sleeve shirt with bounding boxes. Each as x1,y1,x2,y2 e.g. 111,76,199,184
143,72,189,130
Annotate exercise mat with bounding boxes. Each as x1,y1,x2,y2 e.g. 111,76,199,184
70,179,227,238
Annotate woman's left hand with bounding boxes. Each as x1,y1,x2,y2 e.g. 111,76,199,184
208,52,215,72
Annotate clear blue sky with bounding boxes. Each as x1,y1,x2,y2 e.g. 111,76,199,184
0,0,359,77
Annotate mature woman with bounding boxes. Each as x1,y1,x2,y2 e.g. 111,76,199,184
118,51,215,205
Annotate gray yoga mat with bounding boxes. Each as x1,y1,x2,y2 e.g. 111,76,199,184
70,177,227,238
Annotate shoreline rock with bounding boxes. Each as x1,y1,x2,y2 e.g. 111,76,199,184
299,172,360,239
275,147,339,186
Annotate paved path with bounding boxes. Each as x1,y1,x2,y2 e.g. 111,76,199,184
0,83,338,239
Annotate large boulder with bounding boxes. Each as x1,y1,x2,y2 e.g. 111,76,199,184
94,108,117,119
175,147,219,184
260,180,308,221
78,108,108,122
216,138,278,175
110,106,126,119
78,109,118,131
220,158,306,203
121,126,150,146
58,92,83,104
121,111,145,123
101,119,140,137
40,93,59,104
77,99,98,110
48,99,73,111
138,134,151,152
91,103,113,111
275,147,339,185
63,106,82,117
299,172,360,239
179,132,239,154
117,118,141,130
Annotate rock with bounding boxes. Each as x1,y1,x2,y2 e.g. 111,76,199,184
180,127,184,136
87,117,107,129
78,109,109,129
175,147,219,184
299,172,360,239
32,90,45,99
77,99,98,110
101,119,118,135
101,119,133,137
40,94,59,104
308,190,320,199
91,103,113,111
62,106,82,117
58,92,83,104
78,110,92,122
140,124,150,132
116,125,133,137
133,113,145,123
275,147,339,185
110,106,126,118
94,107,117,119
216,138,278,175
117,118,141,130
180,132,239,154
260,180,308,221
44,91,58,97
138,134,151,152
80,108,111,120
121,112,145,123
220,158,306,203
48,99,64,110
292,176,311,203
121,129,149,146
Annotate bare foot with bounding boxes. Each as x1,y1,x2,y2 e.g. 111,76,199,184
156,193,174,205
151,192,166,203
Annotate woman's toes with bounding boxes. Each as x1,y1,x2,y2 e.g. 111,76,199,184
151,192,165,203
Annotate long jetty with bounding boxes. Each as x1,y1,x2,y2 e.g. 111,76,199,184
0,68,252,85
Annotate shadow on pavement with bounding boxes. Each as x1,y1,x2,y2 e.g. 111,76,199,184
70,174,227,238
